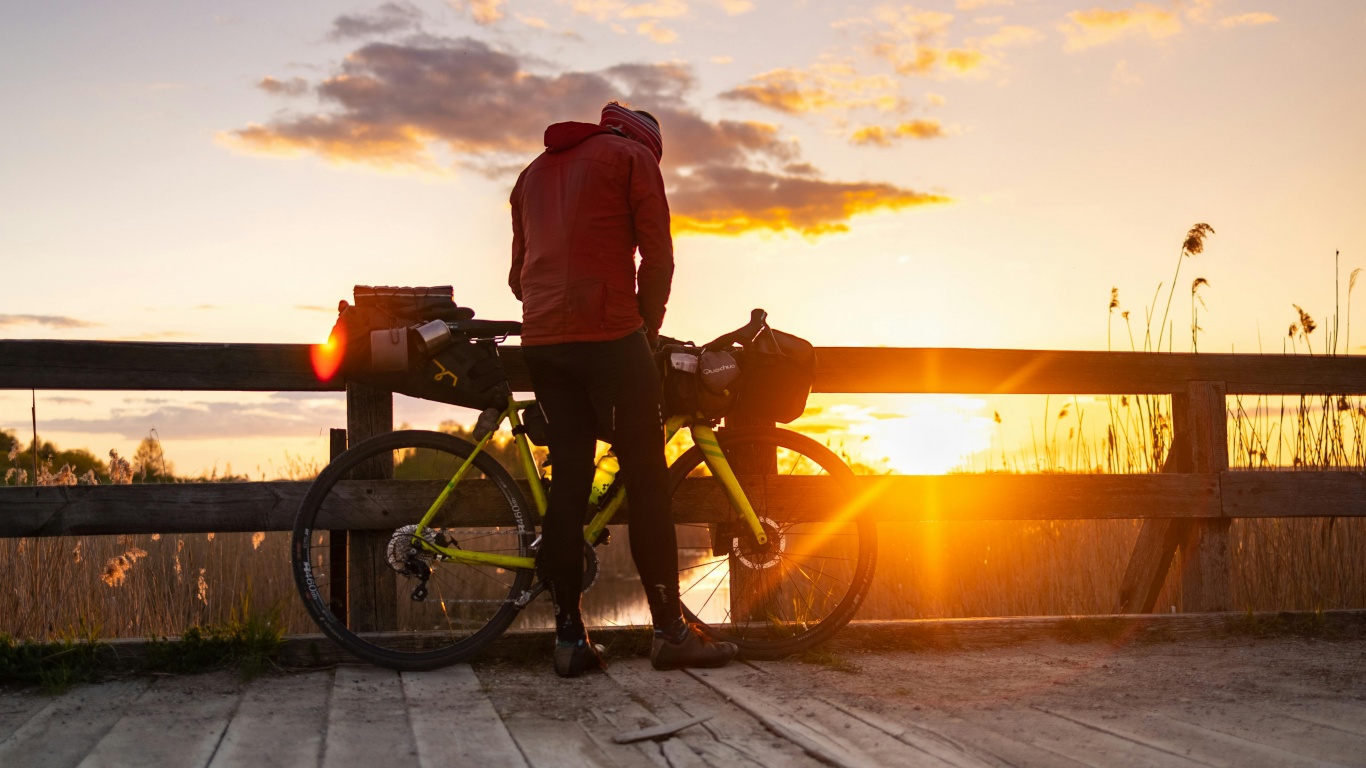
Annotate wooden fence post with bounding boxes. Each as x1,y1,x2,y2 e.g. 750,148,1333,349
1176,380,1230,612
723,410,777,627
328,428,349,626
345,382,398,632
1114,421,1188,614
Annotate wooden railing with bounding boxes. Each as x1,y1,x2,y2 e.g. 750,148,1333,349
4,339,1366,619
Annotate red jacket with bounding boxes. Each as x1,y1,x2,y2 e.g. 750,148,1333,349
509,122,674,346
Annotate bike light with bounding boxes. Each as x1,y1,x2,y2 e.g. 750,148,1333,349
414,319,454,356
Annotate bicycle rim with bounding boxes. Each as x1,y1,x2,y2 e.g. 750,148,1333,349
291,429,535,670
669,427,877,659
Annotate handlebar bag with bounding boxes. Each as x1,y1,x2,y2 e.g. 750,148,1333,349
737,328,815,423
659,346,740,420
325,287,509,410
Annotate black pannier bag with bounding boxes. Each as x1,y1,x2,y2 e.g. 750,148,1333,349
326,286,510,411
659,345,742,420
737,327,816,423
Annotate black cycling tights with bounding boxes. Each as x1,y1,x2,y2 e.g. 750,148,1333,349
522,329,683,642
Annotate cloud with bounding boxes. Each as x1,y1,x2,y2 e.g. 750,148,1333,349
514,12,550,28
720,63,903,115
636,19,678,43
850,119,945,146
619,0,687,19
1220,12,1277,28
258,76,309,97
0,314,99,329
328,2,424,39
450,0,508,25
1059,3,1183,51
225,36,947,236
670,166,948,236
43,394,346,441
956,0,1012,8
570,0,688,42
713,0,753,14
848,6,1039,78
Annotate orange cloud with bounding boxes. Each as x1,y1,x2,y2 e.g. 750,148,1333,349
720,64,902,115
1059,3,1182,51
670,167,949,236
853,6,1039,78
850,119,945,146
224,36,944,238
1219,12,1277,28
257,76,308,97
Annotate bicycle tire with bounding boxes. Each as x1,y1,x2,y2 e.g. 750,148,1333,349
668,427,877,659
291,429,536,671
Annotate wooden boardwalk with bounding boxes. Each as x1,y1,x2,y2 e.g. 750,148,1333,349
1,636,1362,767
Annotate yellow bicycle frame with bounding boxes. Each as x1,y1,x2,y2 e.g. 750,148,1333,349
408,404,766,572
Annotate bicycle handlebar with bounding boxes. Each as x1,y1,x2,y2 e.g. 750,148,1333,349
702,308,768,351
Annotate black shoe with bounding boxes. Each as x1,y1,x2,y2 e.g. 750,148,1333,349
651,624,738,670
554,639,606,678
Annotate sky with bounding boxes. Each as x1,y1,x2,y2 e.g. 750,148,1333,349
2,0,1364,476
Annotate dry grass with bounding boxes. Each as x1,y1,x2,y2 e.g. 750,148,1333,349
3,225,1365,640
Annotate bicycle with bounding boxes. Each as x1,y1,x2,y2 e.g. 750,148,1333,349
291,310,877,671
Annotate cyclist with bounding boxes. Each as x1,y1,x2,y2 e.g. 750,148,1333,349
509,102,738,677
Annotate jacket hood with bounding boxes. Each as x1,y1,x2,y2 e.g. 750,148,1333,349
544,121,611,153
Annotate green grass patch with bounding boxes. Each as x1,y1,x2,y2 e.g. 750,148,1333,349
0,620,105,692
143,591,285,679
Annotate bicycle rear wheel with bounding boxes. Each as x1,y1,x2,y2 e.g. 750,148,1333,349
669,427,877,659
291,430,536,670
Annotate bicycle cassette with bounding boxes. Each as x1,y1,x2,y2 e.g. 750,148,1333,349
386,525,440,574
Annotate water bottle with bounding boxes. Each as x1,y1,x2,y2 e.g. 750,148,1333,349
588,453,620,506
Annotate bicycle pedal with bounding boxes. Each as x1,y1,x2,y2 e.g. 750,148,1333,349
593,528,611,546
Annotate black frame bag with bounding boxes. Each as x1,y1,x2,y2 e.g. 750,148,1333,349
737,327,815,423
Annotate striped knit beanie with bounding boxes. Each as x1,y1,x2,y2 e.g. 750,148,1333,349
600,103,663,162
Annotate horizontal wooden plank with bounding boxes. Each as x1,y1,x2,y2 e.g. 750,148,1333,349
0,340,338,392
813,347,1366,395
1220,470,1366,518
6,340,1366,394
0,472,1289,539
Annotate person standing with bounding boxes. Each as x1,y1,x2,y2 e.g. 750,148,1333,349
509,102,738,677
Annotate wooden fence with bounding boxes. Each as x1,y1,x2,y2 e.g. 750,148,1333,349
4,339,1366,621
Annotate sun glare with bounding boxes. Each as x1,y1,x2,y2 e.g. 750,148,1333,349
310,333,346,382
799,396,993,475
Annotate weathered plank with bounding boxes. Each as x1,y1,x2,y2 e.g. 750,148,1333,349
208,671,330,768
690,665,941,768
0,679,151,768
1177,381,1231,612
1157,701,1366,765
0,340,336,391
1220,470,1366,517
1035,706,1342,768
9,340,1366,395
401,665,528,768
1115,428,1188,614
606,659,823,768
502,717,640,768
951,704,1208,767
322,666,419,768
345,381,397,633
0,473,1245,539
76,673,239,768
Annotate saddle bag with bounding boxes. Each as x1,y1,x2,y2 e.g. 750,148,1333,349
737,328,815,423
659,346,742,420
324,286,509,411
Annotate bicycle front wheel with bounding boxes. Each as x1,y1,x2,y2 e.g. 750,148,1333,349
669,427,877,659
291,429,536,671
